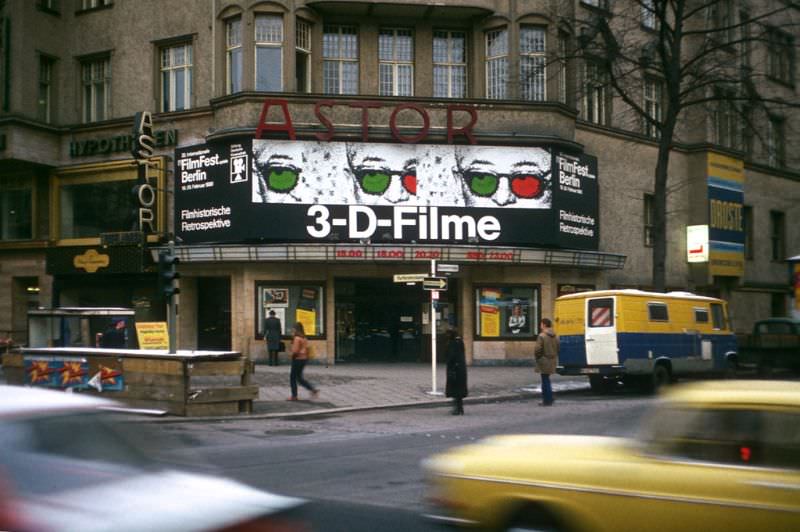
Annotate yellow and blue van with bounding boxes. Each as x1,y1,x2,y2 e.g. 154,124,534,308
555,290,737,391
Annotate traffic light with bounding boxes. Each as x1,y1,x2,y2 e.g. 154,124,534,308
158,250,180,299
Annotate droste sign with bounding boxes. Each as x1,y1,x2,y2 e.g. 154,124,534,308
175,139,599,250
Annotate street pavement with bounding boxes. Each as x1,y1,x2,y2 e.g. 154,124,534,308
0,355,590,420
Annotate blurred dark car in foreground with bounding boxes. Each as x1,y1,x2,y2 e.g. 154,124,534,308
0,385,306,532
423,380,800,531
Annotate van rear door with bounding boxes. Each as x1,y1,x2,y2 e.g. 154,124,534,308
585,297,618,365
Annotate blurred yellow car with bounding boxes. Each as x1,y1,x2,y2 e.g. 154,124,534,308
423,380,800,531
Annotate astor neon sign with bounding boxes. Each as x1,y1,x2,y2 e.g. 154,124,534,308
255,99,479,144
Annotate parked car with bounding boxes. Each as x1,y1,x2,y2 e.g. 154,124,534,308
735,317,800,376
423,380,800,531
0,385,307,532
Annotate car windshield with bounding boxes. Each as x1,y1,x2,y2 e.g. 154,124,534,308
0,411,158,495
638,404,800,469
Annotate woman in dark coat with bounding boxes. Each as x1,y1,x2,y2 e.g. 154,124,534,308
445,328,468,415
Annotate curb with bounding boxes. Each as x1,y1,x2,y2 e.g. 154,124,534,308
130,385,590,424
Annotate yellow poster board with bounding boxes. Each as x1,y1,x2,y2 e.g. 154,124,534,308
135,322,169,350
296,309,316,336
480,306,500,337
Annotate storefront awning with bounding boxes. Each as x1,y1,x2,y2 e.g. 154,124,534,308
153,244,626,270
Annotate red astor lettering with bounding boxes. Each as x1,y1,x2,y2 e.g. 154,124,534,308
467,251,486,260
415,250,441,259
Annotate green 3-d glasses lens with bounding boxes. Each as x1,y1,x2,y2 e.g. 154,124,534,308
467,173,499,197
358,172,391,195
267,167,299,192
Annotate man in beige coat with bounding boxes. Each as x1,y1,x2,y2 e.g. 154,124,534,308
534,318,559,406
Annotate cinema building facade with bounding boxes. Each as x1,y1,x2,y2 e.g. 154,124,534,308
0,0,797,364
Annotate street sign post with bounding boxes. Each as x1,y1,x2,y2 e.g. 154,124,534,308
423,277,448,291
393,273,427,283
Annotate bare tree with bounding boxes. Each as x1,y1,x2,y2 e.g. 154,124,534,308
560,0,798,291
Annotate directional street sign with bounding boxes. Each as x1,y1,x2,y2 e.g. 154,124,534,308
393,273,427,283
423,277,448,291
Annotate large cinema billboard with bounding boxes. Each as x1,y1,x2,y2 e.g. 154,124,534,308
175,139,599,250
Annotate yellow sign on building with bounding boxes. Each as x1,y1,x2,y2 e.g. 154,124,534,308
135,322,169,350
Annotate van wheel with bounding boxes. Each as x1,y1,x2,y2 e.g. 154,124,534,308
589,375,612,394
650,364,671,393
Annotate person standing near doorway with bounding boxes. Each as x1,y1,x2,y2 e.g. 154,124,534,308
445,328,468,415
288,322,319,401
534,318,559,406
264,310,282,366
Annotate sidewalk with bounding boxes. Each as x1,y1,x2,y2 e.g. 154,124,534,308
0,359,590,420
244,362,589,419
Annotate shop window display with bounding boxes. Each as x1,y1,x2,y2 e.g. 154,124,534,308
257,284,325,338
475,286,539,339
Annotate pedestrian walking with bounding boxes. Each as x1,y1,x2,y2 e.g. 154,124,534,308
445,328,468,415
287,322,319,401
263,310,282,366
99,318,126,348
534,318,559,406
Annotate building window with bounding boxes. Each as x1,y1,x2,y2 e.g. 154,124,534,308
644,193,654,247
37,0,59,14
296,19,312,93
433,30,466,98
642,0,656,30
581,0,609,9
379,28,414,96
557,33,568,104
160,43,192,112
766,115,785,168
80,0,111,9
81,56,110,123
520,26,546,101
0,186,32,240
475,286,539,339
485,27,508,100
226,18,242,94
713,87,736,149
59,179,133,238
708,0,733,43
583,60,607,125
255,14,283,92
38,55,54,123
644,77,662,139
256,284,325,338
739,10,751,70
766,27,794,86
743,205,753,260
770,210,785,262
741,104,753,158
323,25,358,95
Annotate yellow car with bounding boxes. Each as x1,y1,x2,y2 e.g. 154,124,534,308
423,380,800,531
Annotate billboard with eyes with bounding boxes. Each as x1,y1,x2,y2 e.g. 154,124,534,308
175,139,598,250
